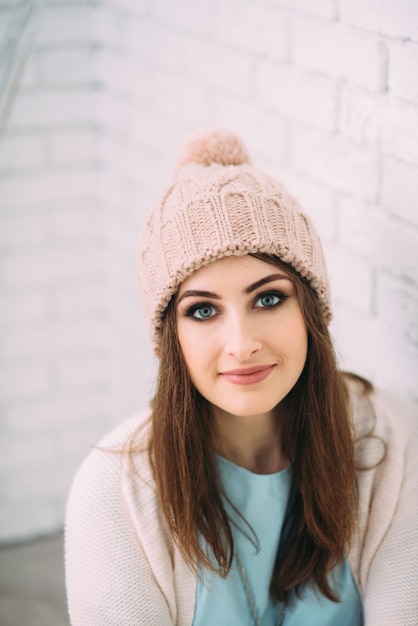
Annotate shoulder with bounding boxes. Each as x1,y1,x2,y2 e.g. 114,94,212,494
65,410,192,624
348,377,418,458
347,381,418,622
347,378,418,586
95,407,152,451
66,408,153,516
371,387,418,438
348,376,418,510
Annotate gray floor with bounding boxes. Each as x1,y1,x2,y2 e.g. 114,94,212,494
0,532,69,626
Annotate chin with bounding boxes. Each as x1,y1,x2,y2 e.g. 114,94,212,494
216,400,282,419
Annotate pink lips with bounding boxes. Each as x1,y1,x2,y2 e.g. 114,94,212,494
221,365,275,385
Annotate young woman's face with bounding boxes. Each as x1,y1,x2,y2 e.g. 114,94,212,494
176,255,308,422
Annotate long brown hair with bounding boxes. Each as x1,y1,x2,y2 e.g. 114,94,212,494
144,254,357,603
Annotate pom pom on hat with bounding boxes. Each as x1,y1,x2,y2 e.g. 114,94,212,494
176,129,251,169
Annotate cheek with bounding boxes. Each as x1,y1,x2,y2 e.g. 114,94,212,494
283,315,308,361
177,335,213,396
177,325,211,373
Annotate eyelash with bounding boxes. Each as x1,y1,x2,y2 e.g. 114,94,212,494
183,290,288,322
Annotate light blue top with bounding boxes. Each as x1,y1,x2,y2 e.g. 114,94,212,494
192,456,363,626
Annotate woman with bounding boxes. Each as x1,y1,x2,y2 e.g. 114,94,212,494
65,130,418,625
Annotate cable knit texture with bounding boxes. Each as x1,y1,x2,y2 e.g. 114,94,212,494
137,129,331,353
65,383,418,625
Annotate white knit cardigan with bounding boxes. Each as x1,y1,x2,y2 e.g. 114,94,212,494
65,383,418,625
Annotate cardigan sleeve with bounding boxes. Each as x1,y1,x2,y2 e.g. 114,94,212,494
361,392,418,626
65,417,175,626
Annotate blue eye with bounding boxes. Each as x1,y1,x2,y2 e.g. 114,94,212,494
189,304,217,320
255,293,283,308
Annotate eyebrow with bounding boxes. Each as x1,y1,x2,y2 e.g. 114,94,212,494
177,274,290,305
245,273,289,294
177,289,221,305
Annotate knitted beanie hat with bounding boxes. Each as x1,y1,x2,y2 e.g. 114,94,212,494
138,129,331,352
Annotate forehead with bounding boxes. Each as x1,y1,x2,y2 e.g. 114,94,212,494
177,255,292,293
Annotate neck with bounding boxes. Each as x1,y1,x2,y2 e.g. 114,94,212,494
213,407,288,474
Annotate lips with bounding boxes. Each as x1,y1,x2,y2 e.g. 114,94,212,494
220,365,275,385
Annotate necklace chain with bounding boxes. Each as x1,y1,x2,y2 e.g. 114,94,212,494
235,551,285,626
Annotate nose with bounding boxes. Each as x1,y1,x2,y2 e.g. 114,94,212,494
223,312,262,361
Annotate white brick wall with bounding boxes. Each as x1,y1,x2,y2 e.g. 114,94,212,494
339,0,418,39
216,1,288,60
381,159,418,225
389,41,418,102
257,62,337,130
292,18,384,91
0,0,417,543
268,0,336,20
291,126,381,200
181,36,254,97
